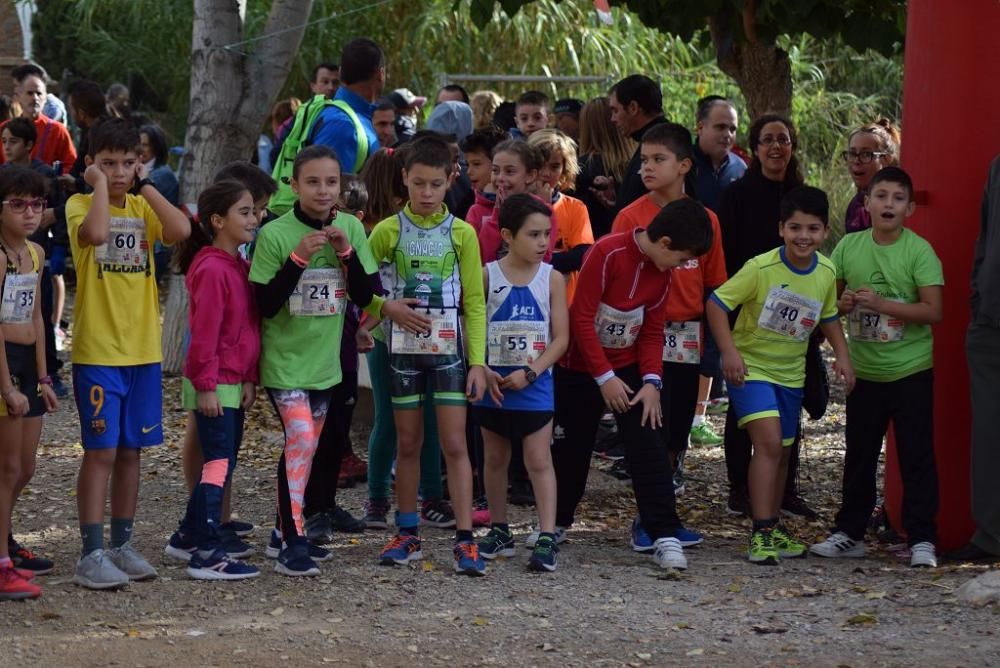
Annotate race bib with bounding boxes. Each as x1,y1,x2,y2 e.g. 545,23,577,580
757,287,822,341
849,308,904,343
95,217,147,267
596,302,643,349
288,268,346,317
488,320,548,367
662,320,701,364
391,308,460,356
0,273,36,325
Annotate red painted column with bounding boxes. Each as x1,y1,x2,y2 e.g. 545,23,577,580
885,0,1000,550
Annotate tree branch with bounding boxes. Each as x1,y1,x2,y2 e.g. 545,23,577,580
243,0,315,117
741,0,758,44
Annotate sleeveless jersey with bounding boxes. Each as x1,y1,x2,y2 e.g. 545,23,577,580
0,242,39,326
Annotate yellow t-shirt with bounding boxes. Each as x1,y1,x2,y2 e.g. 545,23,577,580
67,193,164,366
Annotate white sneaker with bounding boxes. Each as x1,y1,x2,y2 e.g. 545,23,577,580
652,537,687,570
809,532,865,558
524,526,567,548
108,542,158,581
73,549,130,590
910,541,937,568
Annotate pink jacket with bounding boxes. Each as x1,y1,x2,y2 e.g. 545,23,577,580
464,189,495,236
476,191,560,264
184,247,260,390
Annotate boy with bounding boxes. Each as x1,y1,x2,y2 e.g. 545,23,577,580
513,91,551,139
706,186,854,566
551,197,713,570
366,135,489,575
67,118,190,589
553,98,583,142
611,123,726,541
812,167,943,567
459,126,507,234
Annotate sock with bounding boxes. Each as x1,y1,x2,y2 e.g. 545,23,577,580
110,517,134,548
539,532,556,542
80,523,104,557
752,517,779,531
7,531,14,548
455,529,474,543
397,511,419,537
0,557,11,568
691,414,706,427
491,523,510,534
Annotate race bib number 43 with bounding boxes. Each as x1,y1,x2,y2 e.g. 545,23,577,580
662,320,701,364
758,287,822,341
0,272,36,325
488,320,547,366
95,217,147,267
391,308,459,356
288,268,346,317
595,302,643,349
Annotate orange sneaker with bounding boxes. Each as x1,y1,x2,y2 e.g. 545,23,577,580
0,565,41,600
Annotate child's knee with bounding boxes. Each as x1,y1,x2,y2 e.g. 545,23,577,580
396,438,422,459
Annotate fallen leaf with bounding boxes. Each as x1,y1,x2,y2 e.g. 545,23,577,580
422,561,435,572
752,625,788,634
845,613,877,626
865,591,887,600
472,617,488,626
636,652,652,660
269,607,285,616
686,648,704,657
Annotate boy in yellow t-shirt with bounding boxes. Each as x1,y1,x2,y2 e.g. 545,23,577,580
66,118,190,589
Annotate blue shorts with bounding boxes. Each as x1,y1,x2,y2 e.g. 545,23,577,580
728,380,802,446
73,364,164,449
49,245,67,275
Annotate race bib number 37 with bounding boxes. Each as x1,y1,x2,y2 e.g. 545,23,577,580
757,287,822,341
391,308,460,356
849,307,904,343
95,217,147,267
288,268,346,317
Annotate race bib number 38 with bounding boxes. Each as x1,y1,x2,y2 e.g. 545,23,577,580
488,321,548,366
662,320,701,364
595,302,644,349
95,217,147,267
288,268,346,317
757,287,822,341
0,272,36,325
391,308,460,356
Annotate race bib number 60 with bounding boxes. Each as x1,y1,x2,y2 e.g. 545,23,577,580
95,217,147,266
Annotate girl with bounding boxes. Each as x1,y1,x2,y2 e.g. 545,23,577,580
842,119,900,234
478,139,560,263
359,148,406,234
475,194,568,572
576,97,637,238
170,180,260,580
0,167,58,600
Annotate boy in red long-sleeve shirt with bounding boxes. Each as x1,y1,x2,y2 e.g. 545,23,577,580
551,197,713,570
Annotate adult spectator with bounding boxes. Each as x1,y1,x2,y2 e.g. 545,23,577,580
0,95,14,121
8,63,66,124
692,96,745,212
139,124,179,206
62,80,116,192
842,119,900,234
945,155,1000,563
310,62,340,98
0,65,76,168
574,96,636,238
491,101,516,135
553,98,584,142
470,90,502,130
106,82,130,118
606,74,666,213
389,88,426,144
372,99,397,148
436,84,470,104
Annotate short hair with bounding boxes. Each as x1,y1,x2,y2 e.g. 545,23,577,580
492,139,542,172
340,173,368,214
0,165,48,202
869,166,914,200
780,186,830,226
515,90,550,110
11,63,47,84
87,117,140,157
292,144,340,179
67,80,112,120
214,160,278,201
460,125,507,157
498,193,552,236
339,38,384,85
438,84,470,104
139,124,170,167
374,98,396,113
696,95,734,122
647,198,712,255
403,134,452,173
3,117,37,144
641,122,694,162
527,129,579,191
311,62,339,82
492,101,517,132
610,75,662,116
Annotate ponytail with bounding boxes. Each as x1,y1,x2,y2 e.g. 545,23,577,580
174,180,249,274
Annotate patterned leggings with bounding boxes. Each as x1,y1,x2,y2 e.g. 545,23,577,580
267,388,331,540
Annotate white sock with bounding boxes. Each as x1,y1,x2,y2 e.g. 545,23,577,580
691,414,706,427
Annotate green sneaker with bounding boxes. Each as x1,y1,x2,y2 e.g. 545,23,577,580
690,422,723,446
748,529,780,565
706,397,729,415
477,527,515,560
771,525,807,559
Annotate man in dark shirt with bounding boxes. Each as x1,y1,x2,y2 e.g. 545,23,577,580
607,75,666,215
692,96,746,213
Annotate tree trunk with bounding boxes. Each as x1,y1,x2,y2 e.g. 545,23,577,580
162,0,314,373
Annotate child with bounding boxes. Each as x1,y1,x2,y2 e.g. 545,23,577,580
460,126,507,208
366,134,489,575
611,123,727,545
812,167,942,567
527,129,594,304
248,145,392,576
842,120,900,234
169,181,261,580
513,90,551,139
0,167,58,599
67,118,190,589
475,194,569,571
551,198,714,570
706,186,854,566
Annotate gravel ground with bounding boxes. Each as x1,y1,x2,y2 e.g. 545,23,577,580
3,339,999,666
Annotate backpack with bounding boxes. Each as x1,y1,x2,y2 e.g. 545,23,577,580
268,94,370,215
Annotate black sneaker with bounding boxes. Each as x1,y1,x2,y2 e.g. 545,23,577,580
781,492,819,520
10,543,54,575
509,479,535,506
304,512,335,545
329,506,366,534
607,458,631,481
726,487,750,517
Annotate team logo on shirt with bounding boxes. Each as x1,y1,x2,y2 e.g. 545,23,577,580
90,418,107,435
510,304,536,319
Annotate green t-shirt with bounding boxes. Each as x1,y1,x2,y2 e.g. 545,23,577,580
830,227,943,382
249,209,379,389
710,247,839,388
181,378,242,410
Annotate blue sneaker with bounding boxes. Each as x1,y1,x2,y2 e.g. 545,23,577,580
527,536,558,572
220,520,255,537
186,550,260,581
477,527,516,559
275,539,320,577
379,534,423,565
673,526,704,548
220,529,254,559
164,531,198,562
308,542,333,562
453,541,486,577
265,529,331,561
630,517,654,553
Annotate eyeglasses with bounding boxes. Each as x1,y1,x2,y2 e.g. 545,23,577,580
759,136,792,147
2,198,46,213
841,150,888,164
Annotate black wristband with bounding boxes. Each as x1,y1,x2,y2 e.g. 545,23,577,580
137,178,154,190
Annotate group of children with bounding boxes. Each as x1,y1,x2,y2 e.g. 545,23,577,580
0,94,944,598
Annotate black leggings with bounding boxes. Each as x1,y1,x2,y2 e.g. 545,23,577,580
303,371,358,517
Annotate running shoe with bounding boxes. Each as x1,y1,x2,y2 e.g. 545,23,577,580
726,487,750,517
379,534,423,566
910,541,937,568
607,458,631,481
164,531,198,562
632,519,704,551
363,498,391,530
706,397,729,415
0,564,41,600
771,525,807,559
73,549,130,590
748,529,780,566
108,542,158,581
472,497,491,528
265,529,283,559
220,531,255,559
275,539,320,576
330,506,366,533
305,512,335,545
219,520,255,537
478,527,516,559
810,532,865,559
673,468,686,497
527,536,558,572
525,526,567,548
420,498,457,528
689,422,723,446
341,452,368,483
780,492,819,520
187,550,260,581
453,541,486,576
9,542,54,575
652,537,687,570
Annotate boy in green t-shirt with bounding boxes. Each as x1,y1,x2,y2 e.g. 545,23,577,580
707,186,855,566
812,166,943,568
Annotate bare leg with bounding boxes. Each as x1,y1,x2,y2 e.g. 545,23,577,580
745,418,783,521
392,408,424,515
480,429,511,525
522,420,556,534
435,405,473,531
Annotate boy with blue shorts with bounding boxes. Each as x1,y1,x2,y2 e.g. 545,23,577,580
67,118,190,589
707,186,854,565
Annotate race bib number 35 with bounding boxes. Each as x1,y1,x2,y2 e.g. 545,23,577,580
95,217,147,266
662,320,701,364
849,308,904,343
758,287,822,341
288,268,346,317
0,272,36,325
391,308,460,356
596,302,644,349
488,320,548,366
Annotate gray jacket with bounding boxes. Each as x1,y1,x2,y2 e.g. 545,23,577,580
972,155,1000,326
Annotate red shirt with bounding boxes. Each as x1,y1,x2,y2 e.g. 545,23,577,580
562,230,671,380
477,192,559,264
0,115,77,168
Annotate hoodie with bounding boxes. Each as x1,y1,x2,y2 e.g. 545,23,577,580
476,191,560,264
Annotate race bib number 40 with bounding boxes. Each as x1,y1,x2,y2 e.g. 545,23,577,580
662,320,701,364
288,268,346,317
95,217,147,267
488,320,548,366
758,287,822,341
391,308,459,356
596,302,643,349
849,308,904,343
0,272,36,325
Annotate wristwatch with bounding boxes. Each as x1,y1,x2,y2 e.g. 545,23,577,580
522,367,538,384
643,377,663,391
136,177,154,190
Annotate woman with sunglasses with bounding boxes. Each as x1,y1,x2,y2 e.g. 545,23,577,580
842,120,901,234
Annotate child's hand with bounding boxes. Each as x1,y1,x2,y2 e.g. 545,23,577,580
500,368,529,392
466,365,487,402
833,357,856,395
292,231,328,262
853,287,882,312
325,226,350,254
135,160,150,183
197,390,222,418
721,349,748,387
40,384,58,413
535,180,554,203
599,375,633,414
838,288,857,313
381,299,432,334
629,382,662,429
590,176,616,208
356,326,375,353
83,164,106,188
3,389,29,417
240,382,256,410
485,367,505,405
